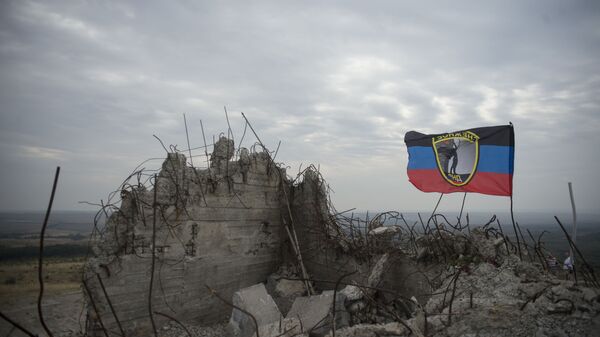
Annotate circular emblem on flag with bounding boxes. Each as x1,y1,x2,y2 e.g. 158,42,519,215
432,131,480,186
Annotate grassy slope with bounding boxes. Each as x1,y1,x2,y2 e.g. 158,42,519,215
0,258,84,306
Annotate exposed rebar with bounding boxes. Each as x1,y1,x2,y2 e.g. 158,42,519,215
37,166,60,337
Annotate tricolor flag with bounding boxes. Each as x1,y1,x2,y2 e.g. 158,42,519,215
404,125,514,196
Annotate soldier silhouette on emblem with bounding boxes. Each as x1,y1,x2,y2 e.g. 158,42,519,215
449,139,459,175
437,139,458,175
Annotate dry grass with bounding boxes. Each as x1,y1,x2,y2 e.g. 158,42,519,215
0,257,84,306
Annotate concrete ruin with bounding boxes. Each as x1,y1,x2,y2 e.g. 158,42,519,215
83,135,600,337
84,136,293,334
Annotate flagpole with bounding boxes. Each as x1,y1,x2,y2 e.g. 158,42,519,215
457,192,467,226
510,195,522,260
568,182,577,264
507,122,522,260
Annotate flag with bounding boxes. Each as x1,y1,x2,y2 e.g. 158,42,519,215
404,125,514,196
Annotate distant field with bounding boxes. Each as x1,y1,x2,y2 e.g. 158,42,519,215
0,211,96,234
0,244,90,261
525,224,600,270
0,210,597,269
0,211,95,262
0,257,84,306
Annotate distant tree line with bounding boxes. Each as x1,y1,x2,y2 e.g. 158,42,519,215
0,233,88,240
0,244,88,261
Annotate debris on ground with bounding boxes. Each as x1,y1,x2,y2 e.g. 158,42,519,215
265,263,308,315
229,283,281,337
60,126,597,337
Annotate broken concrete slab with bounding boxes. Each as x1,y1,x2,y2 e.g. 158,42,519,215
286,290,349,337
229,283,282,337
368,226,400,250
366,253,390,293
368,226,399,236
266,274,307,315
273,278,306,298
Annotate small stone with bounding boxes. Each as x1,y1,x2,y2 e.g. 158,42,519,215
340,285,363,302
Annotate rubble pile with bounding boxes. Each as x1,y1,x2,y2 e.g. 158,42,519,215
78,131,598,337
424,255,600,337
265,263,309,315
226,226,599,337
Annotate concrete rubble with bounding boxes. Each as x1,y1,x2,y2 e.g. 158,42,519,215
286,291,349,336
231,282,349,337
423,255,600,337
248,227,600,337
265,263,308,315
229,283,281,337
80,134,599,337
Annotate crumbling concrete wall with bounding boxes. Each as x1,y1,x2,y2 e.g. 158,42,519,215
83,136,444,336
290,168,371,289
290,168,441,307
292,169,432,301
84,137,289,335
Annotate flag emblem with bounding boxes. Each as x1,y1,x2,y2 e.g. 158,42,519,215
405,125,514,196
432,131,480,186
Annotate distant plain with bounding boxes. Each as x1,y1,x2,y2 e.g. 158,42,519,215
0,209,598,304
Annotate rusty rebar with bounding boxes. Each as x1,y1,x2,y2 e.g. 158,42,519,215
183,113,194,167
37,166,60,337
96,273,125,336
331,270,357,337
199,119,212,174
83,279,109,337
555,216,598,287
447,270,461,326
457,192,467,227
509,196,522,260
495,218,510,255
148,174,159,337
0,310,37,337
526,229,547,271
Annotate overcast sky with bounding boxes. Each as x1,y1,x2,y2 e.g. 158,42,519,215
1,1,599,215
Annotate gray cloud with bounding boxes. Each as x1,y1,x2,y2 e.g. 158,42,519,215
1,0,599,213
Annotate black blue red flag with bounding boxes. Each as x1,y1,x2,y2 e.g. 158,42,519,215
404,125,514,196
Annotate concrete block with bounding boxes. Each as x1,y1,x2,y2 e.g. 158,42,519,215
266,274,307,315
229,283,282,337
286,291,349,337
367,253,389,289
368,226,399,236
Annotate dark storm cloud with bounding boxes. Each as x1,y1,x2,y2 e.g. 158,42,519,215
0,0,599,213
